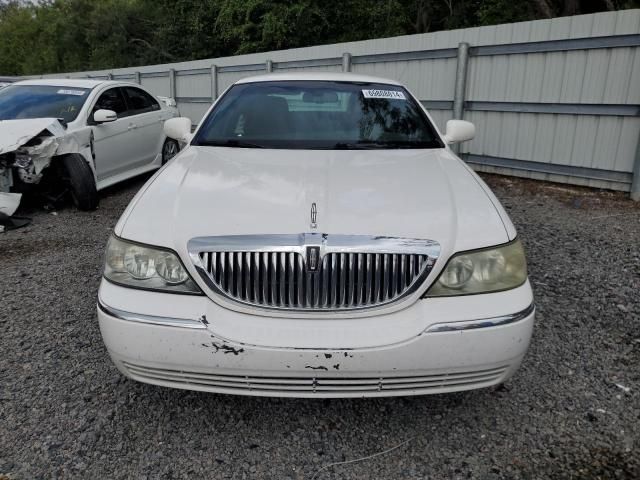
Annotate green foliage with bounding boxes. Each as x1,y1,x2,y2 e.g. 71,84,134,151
214,0,408,55
0,0,634,75
477,0,538,25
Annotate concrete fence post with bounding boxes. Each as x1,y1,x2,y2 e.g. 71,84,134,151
342,52,352,72
211,65,218,101
452,42,470,154
134,71,141,84
265,60,273,72
631,133,640,201
169,68,176,100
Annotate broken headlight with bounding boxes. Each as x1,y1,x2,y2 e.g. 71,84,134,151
424,239,527,297
13,152,32,169
103,235,202,294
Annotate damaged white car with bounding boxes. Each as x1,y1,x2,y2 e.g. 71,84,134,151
0,79,180,215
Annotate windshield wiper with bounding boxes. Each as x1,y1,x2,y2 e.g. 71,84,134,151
333,140,440,149
198,139,266,148
333,142,373,150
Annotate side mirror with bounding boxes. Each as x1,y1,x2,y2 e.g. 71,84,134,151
93,109,117,123
443,120,475,144
164,117,193,143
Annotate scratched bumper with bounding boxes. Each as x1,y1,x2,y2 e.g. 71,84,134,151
97,282,534,398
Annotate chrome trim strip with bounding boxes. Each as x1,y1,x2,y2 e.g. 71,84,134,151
97,301,206,329
426,304,535,332
188,234,440,256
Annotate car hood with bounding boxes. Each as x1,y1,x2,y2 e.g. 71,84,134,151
0,118,66,154
118,146,512,261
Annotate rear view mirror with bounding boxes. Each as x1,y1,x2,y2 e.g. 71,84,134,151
443,120,475,144
164,117,192,143
302,91,339,103
93,109,117,123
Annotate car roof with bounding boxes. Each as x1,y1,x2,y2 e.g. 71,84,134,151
235,72,403,86
11,78,138,89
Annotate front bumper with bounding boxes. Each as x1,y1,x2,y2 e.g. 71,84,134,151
97,280,535,398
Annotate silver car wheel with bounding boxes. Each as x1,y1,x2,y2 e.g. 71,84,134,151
162,140,179,164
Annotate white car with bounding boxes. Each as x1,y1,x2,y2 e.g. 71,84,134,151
0,79,179,213
98,73,534,398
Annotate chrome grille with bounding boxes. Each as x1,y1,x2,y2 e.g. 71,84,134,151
189,234,440,312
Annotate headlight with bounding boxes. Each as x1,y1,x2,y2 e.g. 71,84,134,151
425,239,527,297
12,152,32,169
104,236,202,294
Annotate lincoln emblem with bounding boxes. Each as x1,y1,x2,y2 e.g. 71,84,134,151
306,246,320,272
310,202,318,229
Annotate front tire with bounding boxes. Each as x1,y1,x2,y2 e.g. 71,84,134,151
162,139,179,164
61,154,98,211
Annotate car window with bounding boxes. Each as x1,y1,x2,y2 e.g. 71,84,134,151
93,88,127,117
122,87,160,115
0,85,91,123
194,81,443,150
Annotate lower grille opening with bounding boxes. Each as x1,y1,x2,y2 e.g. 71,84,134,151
123,362,508,395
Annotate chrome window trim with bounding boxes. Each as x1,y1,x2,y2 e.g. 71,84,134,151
188,234,441,313
425,304,535,333
98,300,206,329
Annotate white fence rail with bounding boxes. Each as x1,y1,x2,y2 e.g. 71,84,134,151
19,10,640,198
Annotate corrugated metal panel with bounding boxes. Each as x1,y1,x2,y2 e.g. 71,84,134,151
455,11,640,192
461,112,639,174
176,73,211,99
141,76,170,96
353,58,456,100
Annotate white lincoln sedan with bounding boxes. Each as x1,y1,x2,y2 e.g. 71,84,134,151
97,73,534,398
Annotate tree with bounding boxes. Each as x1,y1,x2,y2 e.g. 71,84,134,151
0,0,637,75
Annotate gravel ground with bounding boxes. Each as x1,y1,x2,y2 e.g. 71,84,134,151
1,173,639,479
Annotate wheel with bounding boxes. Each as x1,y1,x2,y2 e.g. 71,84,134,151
61,154,98,211
162,138,179,164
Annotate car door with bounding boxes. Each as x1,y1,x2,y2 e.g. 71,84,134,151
121,86,165,166
90,87,136,181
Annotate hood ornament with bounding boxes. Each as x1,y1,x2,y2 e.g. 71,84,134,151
310,202,318,229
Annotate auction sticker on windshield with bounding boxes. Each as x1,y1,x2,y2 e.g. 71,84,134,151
362,89,406,100
57,89,86,96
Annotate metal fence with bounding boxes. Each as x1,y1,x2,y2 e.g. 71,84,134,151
26,9,640,199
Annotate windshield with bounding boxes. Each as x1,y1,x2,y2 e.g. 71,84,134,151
194,81,443,149
0,85,91,123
